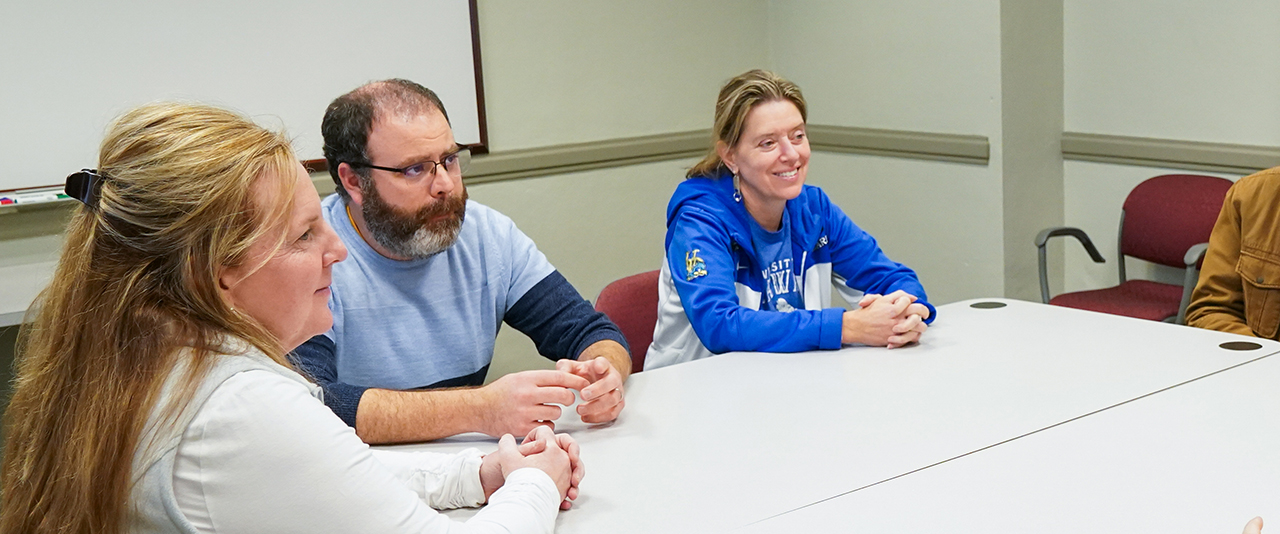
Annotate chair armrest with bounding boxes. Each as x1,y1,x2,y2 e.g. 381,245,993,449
1183,242,1210,268
1034,227,1106,262
1175,242,1211,325
1035,226,1106,305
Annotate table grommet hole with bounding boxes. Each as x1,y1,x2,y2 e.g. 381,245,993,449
970,302,1007,309
1219,341,1263,351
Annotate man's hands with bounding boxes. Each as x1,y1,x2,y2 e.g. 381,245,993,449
476,351,629,437
842,290,930,348
1245,517,1264,534
477,370,588,437
557,357,626,423
355,346,628,443
479,426,584,510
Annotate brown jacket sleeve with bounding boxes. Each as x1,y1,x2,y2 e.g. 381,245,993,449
1186,167,1280,339
1185,183,1254,336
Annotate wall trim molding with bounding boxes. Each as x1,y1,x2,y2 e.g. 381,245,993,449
465,130,709,183
808,125,990,165
1062,132,1280,175
426,124,988,184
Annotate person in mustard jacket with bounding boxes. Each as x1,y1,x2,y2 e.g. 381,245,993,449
1186,166,1280,338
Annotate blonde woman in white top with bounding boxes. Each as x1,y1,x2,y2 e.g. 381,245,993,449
0,102,581,534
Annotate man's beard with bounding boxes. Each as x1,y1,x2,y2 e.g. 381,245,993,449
360,180,468,259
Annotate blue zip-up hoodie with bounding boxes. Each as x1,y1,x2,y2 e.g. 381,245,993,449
645,169,936,370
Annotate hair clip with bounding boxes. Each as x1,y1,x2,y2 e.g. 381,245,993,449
64,169,108,208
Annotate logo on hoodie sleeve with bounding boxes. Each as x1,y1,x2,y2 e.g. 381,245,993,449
685,249,709,281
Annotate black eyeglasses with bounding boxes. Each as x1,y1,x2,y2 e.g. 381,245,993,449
351,147,471,179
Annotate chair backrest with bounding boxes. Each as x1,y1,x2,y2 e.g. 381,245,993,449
594,270,660,374
1120,174,1234,269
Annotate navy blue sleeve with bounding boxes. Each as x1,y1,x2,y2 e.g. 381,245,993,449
288,335,368,428
504,270,631,360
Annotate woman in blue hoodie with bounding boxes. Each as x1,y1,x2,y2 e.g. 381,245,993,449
646,69,936,370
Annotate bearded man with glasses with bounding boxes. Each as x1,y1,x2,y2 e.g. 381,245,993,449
292,79,631,444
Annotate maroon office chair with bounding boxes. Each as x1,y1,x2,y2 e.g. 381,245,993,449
594,270,660,374
1035,174,1234,324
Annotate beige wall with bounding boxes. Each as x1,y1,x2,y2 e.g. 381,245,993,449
0,208,65,269
0,0,1044,378
768,1,1003,136
468,0,768,376
999,0,1064,301
1064,1,1280,145
802,153,1003,305
482,0,1016,374
477,0,769,149
766,0,1007,303
8,1,1276,380
472,159,691,377
1059,1,1280,296
0,1,771,378
482,0,1067,371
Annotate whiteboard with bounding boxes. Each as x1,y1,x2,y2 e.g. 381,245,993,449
0,0,486,192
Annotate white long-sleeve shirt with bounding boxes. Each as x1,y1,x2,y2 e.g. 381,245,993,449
169,368,560,533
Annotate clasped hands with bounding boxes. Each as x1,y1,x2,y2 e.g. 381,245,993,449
479,426,584,510
842,289,930,348
479,356,624,437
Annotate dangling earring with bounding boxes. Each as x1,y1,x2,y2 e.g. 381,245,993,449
732,172,743,203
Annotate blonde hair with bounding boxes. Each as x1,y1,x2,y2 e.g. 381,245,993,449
688,69,808,178
1,102,298,534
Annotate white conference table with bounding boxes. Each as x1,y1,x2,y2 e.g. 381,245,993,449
391,298,1279,533
740,337,1280,534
